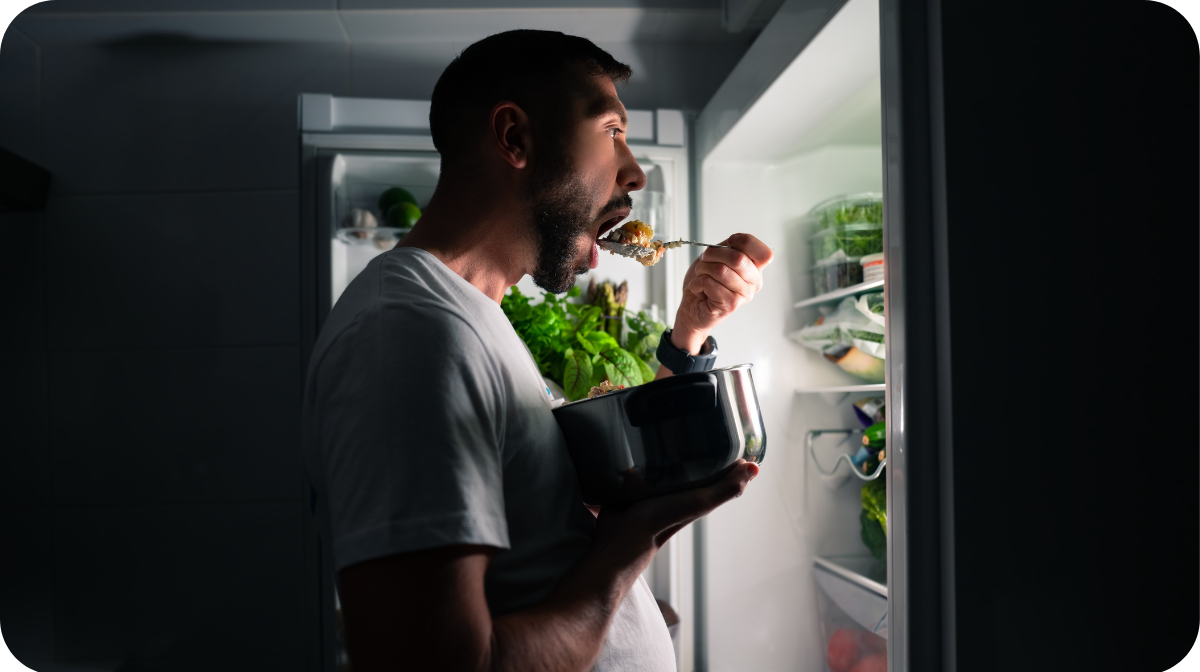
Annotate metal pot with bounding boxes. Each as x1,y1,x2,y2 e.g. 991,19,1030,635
552,364,766,506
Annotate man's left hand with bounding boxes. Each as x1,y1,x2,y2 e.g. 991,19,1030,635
670,233,773,354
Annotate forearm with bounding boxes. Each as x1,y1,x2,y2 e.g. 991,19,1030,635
488,536,654,672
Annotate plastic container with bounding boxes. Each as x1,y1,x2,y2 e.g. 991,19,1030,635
812,259,865,295
804,193,884,293
860,253,885,283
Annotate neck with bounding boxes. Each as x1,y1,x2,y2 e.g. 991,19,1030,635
396,171,533,304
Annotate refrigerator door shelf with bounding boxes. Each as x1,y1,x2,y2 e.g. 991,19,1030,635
808,429,885,489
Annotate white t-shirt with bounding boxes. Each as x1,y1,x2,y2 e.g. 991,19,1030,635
302,247,675,671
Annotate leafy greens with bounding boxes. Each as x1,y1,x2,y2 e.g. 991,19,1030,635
860,476,887,564
501,285,667,402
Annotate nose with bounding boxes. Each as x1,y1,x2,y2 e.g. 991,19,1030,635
618,142,647,193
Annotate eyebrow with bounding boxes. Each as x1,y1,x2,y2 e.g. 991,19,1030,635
585,95,627,126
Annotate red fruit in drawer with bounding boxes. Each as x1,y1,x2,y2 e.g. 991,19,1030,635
826,628,861,672
849,652,887,672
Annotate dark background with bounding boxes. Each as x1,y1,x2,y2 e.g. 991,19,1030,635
937,2,1199,670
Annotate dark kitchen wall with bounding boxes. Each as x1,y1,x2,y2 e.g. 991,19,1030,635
0,3,758,670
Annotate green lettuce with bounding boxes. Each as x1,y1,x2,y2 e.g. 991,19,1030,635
501,286,667,402
860,477,887,564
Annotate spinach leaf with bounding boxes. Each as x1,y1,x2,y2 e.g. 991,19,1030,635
562,348,594,401
598,347,642,388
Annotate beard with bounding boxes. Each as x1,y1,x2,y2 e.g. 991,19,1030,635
526,142,632,294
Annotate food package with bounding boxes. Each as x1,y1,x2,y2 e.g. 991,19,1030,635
853,397,885,426
789,292,885,382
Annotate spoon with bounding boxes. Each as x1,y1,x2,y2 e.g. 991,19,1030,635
598,239,730,260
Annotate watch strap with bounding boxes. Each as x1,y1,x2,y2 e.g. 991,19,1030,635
656,329,718,375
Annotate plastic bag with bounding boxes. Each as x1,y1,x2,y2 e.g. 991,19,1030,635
790,292,886,382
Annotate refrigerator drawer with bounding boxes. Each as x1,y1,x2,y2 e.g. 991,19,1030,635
814,558,888,671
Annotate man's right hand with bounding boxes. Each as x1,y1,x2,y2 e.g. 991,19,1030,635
338,460,759,672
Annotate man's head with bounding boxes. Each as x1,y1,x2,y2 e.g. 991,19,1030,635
429,30,647,293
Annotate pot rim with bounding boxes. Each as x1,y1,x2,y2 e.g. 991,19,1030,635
554,363,754,409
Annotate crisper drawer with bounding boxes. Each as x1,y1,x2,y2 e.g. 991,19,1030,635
814,557,888,672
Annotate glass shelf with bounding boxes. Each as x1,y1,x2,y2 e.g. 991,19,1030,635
795,383,884,394
336,226,409,247
814,555,887,597
793,279,884,309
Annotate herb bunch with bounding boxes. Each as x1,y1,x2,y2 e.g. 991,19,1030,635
501,284,667,401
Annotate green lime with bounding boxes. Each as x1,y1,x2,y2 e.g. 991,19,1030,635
377,186,417,215
386,202,421,228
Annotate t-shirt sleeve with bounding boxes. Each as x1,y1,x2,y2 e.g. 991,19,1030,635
313,302,509,573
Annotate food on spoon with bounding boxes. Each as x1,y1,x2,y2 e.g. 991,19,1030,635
605,219,654,247
602,220,689,267
637,241,667,267
587,380,626,399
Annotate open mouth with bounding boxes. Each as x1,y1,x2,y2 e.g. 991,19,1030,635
596,209,631,240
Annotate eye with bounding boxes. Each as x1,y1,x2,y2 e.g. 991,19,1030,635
608,127,623,139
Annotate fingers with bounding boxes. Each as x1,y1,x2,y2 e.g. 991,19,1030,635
639,461,759,533
686,274,748,318
697,248,763,293
717,233,774,270
691,259,756,298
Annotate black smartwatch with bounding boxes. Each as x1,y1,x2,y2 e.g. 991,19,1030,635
656,329,718,375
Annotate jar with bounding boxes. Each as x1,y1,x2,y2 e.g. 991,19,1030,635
860,253,885,283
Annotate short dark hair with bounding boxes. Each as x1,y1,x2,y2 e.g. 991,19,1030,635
429,30,632,172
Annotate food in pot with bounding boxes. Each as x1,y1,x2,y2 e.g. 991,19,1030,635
587,380,626,399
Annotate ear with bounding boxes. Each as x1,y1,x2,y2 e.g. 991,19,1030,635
489,102,531,170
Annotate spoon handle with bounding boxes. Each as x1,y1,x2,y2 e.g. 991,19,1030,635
672,240,730,249
597,239,730,260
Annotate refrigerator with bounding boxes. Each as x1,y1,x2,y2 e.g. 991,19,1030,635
295,1,931,672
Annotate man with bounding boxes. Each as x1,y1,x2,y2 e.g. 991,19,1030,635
302,30,773,672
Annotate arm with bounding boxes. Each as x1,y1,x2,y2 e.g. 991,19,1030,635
338,460,759,672
655,233,774,380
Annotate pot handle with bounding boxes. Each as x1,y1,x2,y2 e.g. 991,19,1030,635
624,374,718,427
